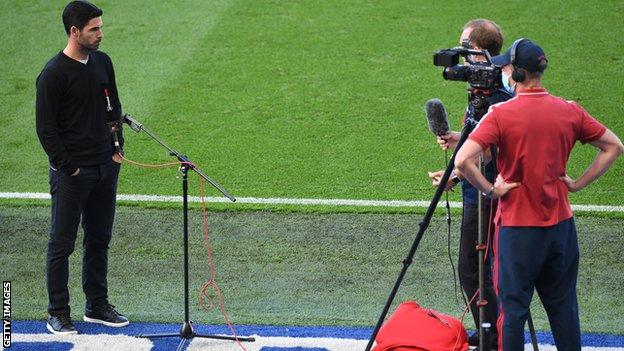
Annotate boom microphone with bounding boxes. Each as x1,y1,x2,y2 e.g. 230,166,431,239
424,98,450,136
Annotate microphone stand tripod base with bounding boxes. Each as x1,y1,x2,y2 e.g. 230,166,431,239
137,320,256,342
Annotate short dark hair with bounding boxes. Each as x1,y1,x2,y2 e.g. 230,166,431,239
62,1,103,35
463,19,504,56
524,59,549,78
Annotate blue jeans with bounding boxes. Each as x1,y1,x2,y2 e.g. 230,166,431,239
46,160,120,315
495,217,580,351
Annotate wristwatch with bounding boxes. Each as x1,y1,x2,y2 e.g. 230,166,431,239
482,185,495,198
450,174,461,184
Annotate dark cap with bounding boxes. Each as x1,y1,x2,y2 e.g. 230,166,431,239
492,39,548,72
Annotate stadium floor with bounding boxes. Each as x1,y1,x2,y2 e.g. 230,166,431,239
6,321,624,350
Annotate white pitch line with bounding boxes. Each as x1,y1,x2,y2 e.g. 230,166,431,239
0,192,623,212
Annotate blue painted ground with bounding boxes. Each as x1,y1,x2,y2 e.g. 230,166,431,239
8,320,624,350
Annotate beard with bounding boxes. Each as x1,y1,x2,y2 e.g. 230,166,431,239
77,36,100,54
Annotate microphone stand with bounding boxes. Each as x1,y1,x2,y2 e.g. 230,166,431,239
364,119,477,351
122,114,255,348
478,149,539,351
477,154,494,351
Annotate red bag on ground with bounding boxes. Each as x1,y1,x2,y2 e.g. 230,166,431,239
372,301,468,351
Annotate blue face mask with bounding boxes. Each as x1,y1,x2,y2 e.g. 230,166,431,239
502,71,515,94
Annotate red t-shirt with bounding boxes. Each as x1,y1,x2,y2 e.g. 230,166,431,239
469,88,606,227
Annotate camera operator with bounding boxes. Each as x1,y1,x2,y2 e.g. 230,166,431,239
427,19,512,350
455,39,623,351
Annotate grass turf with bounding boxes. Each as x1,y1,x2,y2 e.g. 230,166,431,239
0,0,622,207
1,0,623,339
1,205,623,334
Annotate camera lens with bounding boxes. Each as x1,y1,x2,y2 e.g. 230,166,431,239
443,65,468,81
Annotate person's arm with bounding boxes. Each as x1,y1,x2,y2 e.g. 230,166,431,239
456,141,489,191
106,55,124,161
560,129,624,192
455,141,519,199
36,69,79,176
427,169,461,191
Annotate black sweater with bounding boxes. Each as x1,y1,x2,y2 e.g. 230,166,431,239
36,51,123,175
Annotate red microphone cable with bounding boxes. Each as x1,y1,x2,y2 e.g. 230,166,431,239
198,178,248,351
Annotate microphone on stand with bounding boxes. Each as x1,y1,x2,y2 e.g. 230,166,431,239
121,113,143,133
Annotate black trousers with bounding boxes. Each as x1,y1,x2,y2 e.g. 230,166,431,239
459,202,498,340
496,218,580,351
46,160,120,315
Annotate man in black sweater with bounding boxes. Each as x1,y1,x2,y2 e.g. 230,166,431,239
36,1,129,335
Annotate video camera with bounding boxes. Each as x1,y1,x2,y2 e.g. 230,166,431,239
433,42,502,91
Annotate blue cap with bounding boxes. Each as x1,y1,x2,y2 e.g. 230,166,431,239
492,39,548,72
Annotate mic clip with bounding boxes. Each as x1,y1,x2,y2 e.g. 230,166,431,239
107,121,124,155
122,113,143,133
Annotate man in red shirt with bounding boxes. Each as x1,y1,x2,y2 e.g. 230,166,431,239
455,39,623,350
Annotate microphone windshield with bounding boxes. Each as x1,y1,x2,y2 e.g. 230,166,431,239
424,98,450,136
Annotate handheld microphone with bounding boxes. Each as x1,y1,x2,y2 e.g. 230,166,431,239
424,98,450,136
122,113,143,133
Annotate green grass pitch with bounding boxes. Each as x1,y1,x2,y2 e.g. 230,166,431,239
0,0,622,205
0,0,623,335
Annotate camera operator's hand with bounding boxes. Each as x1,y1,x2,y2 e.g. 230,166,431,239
437,132,460,150
428,170,456,191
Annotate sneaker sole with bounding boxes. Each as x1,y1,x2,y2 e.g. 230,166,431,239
83,315,130,327
46,322,78,335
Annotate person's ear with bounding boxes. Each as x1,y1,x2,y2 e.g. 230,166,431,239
70,26,79,37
